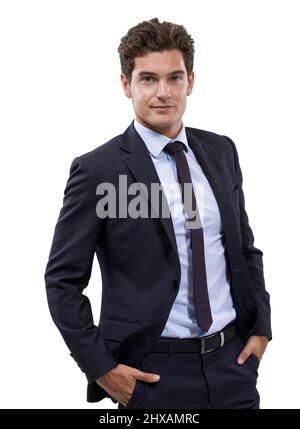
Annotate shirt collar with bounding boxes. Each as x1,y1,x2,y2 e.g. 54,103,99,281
133,118,189,158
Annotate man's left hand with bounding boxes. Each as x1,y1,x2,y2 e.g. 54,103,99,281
237,335,269,365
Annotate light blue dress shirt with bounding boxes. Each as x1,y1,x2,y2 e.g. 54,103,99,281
134,119,236,338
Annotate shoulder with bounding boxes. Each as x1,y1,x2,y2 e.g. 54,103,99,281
80,132,124,164
69,132,124,180
186,126,240,176
186,127,234,152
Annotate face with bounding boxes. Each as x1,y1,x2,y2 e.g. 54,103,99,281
121,49,194,139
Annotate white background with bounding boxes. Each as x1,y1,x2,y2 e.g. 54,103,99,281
0,0,299,409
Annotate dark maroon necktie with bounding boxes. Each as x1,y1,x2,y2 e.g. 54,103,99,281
163,141,213,332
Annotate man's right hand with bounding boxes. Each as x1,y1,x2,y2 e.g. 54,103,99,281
95,363,160,407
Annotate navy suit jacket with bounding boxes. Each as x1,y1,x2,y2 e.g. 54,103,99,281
44,121,272,403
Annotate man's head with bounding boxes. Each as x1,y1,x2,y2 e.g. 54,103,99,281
118,18,195,138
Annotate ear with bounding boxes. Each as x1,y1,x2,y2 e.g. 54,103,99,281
186,71,195,96
120,73,132,98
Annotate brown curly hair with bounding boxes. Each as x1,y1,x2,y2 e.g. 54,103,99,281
118,18,195,83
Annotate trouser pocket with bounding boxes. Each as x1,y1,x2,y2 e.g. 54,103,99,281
126,379,147,408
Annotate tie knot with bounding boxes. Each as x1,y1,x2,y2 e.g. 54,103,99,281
163,141,185,156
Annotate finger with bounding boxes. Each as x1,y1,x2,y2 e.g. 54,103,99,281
135,370,160,383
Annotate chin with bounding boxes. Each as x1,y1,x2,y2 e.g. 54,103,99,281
150,122,173,131
148,116,175,129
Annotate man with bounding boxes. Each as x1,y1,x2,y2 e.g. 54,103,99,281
45,18,271,409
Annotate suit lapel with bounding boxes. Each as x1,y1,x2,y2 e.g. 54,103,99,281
120,122,179,259
186,128,244,267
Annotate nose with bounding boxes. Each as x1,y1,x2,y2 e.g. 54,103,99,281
156,80,171,99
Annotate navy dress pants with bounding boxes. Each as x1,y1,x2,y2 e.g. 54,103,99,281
117,333,260,409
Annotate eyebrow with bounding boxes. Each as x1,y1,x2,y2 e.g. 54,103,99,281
138,70,185,77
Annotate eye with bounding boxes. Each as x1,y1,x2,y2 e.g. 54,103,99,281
170,75,181,81
142,76,156,82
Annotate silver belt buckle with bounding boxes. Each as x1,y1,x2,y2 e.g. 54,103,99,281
201,331,225,354
220,331,225,347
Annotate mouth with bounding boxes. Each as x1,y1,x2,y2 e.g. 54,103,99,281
151,106,175,109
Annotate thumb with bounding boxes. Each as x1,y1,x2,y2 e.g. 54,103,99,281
135,370,160,383
237,346,252,365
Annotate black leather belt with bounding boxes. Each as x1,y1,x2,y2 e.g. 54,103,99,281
150,324,237,355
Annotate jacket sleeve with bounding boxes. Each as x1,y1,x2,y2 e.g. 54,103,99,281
225,136,272,341
44,156,118,382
